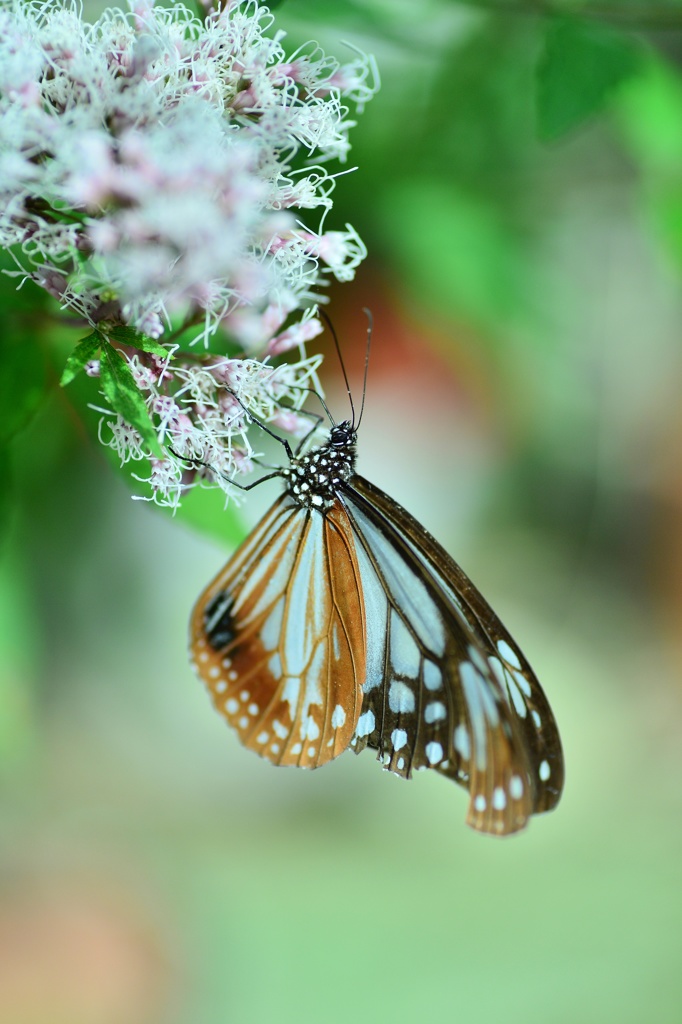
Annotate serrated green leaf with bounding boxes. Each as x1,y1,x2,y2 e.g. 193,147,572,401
108,325,169,357
537,18,641,142
59,330,102,386
99,341,162,456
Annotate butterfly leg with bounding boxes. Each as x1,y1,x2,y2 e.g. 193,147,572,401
166,445,282,491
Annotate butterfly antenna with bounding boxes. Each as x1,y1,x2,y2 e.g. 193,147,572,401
286,384,336,427
319,308,356,428
357,307,372,429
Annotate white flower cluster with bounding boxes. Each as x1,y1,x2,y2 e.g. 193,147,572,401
99,345,324,511
0,0,376,346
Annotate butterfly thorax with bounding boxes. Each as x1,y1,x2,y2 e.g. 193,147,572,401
283,421,357,512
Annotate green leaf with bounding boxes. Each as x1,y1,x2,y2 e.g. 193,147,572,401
59,330,102,386
0,326,49,444
99,341,162,456
108,325,169,357
537,18,641,141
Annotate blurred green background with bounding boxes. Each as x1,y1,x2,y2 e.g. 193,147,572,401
2,1,682,1021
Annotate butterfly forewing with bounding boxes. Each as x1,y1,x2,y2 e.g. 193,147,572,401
190,493,366,768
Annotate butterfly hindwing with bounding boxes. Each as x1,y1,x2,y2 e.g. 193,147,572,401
340,475,563,833
190,493,365,768
350,475,565,815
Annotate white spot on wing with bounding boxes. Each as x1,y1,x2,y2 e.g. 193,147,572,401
509,775,524,800
497,639,521,669
454,724,471,760
388,681,415,714
390,614,423,677
424,701,446,724
268,652,282,678
331,704,346,729
356,710,375,737
391,728,408,751
272,719,288,739
282,677,301,712
423,662,442,691
474,794,487,812
301,716,320,740
507,676,528,718
513,668,532,698
492,787,507,810
539,759,551,781
425,741,444,765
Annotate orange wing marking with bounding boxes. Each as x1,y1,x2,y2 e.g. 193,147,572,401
190,496,366,769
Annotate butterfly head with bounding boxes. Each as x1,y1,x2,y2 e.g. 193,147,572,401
329,420,357,450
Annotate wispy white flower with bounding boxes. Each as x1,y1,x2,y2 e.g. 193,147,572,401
96,347,325,509
0,0,377,346
1,0,377,509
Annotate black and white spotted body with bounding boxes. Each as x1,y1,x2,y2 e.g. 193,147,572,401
283,421,357,513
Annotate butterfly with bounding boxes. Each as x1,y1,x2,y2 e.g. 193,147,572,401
189,347,564,835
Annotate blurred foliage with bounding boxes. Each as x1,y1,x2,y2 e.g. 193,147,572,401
3,1,682,1023
537,17,642,139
